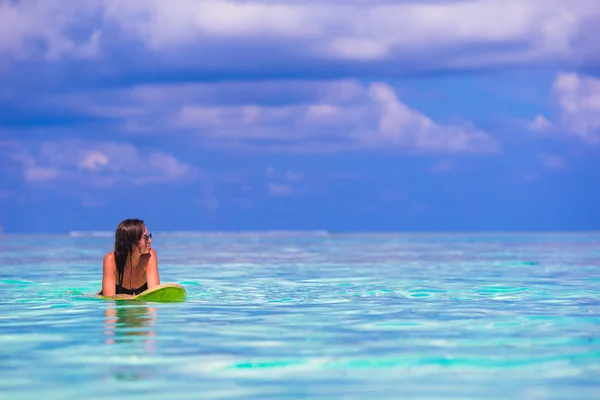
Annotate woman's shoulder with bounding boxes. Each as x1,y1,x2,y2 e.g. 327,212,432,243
103,251,115,263
141,248,158,261
102,251,116,276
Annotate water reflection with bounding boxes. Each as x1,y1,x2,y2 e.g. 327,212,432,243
103,303,158,382
104,303,157,350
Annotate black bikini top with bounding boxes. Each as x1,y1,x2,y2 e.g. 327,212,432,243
115,282,148,295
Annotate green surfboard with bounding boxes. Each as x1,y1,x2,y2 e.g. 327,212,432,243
95,283,186,303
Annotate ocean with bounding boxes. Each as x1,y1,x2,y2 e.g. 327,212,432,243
1,231,599,399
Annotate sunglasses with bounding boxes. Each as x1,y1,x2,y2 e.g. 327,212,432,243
142,233,153,243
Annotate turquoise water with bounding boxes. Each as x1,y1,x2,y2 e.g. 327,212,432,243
1,232,599,399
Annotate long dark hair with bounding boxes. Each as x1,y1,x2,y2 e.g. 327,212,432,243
114,218,145,285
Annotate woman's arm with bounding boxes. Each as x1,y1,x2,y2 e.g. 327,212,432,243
146,248,160,289
102,253,117,296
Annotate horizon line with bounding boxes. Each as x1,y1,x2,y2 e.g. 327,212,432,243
0,229,598,237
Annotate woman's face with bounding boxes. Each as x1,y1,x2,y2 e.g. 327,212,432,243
139,225,152,254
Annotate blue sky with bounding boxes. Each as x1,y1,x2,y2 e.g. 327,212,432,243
1,0,600,233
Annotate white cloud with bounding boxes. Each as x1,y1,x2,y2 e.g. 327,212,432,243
1,0,599,72
9,140,194,187
528,114,553,132
329,38,389,60
0,0,102,60
8,152,60,182
40,79,496,154
80,151,110,170
429,159,454,173
539,154,567,170
528,72,600,143
264,166,305,197
268,183,293,198
124,80,498,154
102,0,321,51
103,0,598,66
24,166,59,182
187,1,320,38
366,83,498,153
553,72,600,142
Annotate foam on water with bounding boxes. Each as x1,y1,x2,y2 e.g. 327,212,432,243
0,232,599,399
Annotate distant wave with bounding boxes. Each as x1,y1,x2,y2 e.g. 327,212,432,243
147,230,331,237
68,231,113,237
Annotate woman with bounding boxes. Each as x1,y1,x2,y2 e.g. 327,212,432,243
100,218,160,297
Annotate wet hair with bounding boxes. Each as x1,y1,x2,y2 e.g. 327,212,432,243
114,218,145,285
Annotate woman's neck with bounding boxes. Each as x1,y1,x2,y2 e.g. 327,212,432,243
129,247,142,267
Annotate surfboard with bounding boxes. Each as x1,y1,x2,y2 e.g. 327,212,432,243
95,283,186,302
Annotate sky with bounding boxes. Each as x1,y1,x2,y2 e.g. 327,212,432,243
1,0,600,233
